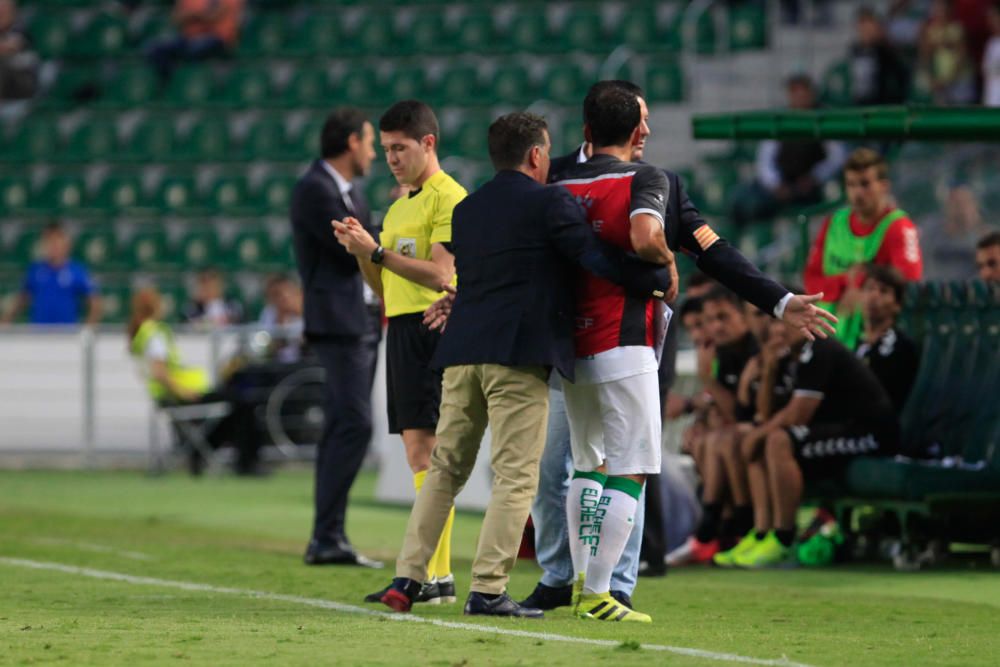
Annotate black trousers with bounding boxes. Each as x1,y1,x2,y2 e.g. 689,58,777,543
310,332,378,544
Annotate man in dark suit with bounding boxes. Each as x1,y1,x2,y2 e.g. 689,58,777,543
373,112,671,618
290,107,382,568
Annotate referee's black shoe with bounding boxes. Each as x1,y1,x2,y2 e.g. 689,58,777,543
465,592,544,618
518,581,572,610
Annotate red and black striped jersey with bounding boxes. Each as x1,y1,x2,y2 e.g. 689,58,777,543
557,154,669,357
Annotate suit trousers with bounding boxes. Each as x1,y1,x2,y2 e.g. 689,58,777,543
310,336,376,543
396,364,549,594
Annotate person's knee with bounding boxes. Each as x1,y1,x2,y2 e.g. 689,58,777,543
764,430,794,462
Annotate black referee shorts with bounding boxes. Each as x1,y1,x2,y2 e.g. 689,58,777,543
785,420,899,480
386,313,443,434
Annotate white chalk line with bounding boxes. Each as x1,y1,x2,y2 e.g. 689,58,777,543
0,557,815,667
31,538,154,561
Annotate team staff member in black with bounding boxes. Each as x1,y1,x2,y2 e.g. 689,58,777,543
291,107,382,568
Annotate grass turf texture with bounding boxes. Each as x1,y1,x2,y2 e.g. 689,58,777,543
0,470,997,666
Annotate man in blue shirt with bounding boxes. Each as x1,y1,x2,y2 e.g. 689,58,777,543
3,223,101,325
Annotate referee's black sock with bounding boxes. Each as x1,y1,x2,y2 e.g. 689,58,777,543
731,505,754,537
695,503,723,543
775,529,796,548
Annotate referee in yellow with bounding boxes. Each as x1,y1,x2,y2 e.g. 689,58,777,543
333,100,466,605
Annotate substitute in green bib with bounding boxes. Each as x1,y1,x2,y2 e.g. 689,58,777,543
803,148,923,348
333,100,466,602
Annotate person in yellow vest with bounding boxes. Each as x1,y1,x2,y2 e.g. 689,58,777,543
128,286,261,475
333,100,466,605
803,148,923,348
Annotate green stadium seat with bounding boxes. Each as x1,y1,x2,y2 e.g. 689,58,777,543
282,68,332,108
29,15,73,59
90,172,147,214
155,175,203,215
62,120,119,163
560,11,606,53
75,228,119,269
4,116,60,164
557,115,584,155
164,67,216,108
448,115,491,160
121,115,176,162
176,228,221,268
39,66,98,111
97,281,131,323
244,116,294,161
436,65,481,107
356,14,397,56
228,228,275,268
176,116,232,162
644,60,685,103
98,65,159,109
241,12,288,56
455,10,498,54
30,175,88,213
124,229,172,269
822,61,852,107
540,63,587,105
338,64,383,107
256,173,296,214
699,163,739,215
0,175,32,215
504,8,553,55
488,64,535,105
219,67,273,108
70,13,128,58
365,174,400,213
386,65,429,104
206,175,251,215
289,117,324,161
728,4,768,51
9,227,44,265
402,13,452,55
286,14,341,57
613,7,670,52
157,281,187,322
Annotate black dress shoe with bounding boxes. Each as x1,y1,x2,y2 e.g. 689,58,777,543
303,540,384,568
518,582,572,610
637,558,668,577
364,584,391,603
464,592,543,618
610,590,633,610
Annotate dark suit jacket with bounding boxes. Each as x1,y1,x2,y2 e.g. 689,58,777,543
290,160,374,339
431,170,670,380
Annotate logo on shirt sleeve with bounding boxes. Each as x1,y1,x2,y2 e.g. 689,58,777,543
396,238,417,257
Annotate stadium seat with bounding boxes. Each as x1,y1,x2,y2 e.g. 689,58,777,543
385,65,429,105
0,175,31,216
612,7,670,52
289,117,325,161
176,116,232,162
487,64,536,105
255,173,296,214
75,227,119,269
356,14,397,57
228,228,275,268
455,10,498,54
4,116,60,164
163,67,216,108
220,68,273,108
154,175,204,215
365,174,400,213
644,60,685,103
448,114,492,160
504,8,553,55
96,281,131,323
28,14,73,59
244,116,294,162
338,64,383,107
241,12,288,56
435,65,481,107
284,13,341,57
282,68,333,109
62,120,119,163
206,175,252,215
176,228,222,268
402,13,452,55
38,66,99,111
121,115,177,163
98,65,159,109
123,229,172,269
560,10,606,53
70,13,129,58
90,172,147,214
540,63,587,105
30,175,88,213
728,4,768,51
7,227,43,266
822,61,852,107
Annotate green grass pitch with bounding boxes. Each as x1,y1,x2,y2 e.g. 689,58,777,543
1,469,997,666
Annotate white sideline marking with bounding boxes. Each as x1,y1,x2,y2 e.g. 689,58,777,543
0,557,814,667
32,538,154,561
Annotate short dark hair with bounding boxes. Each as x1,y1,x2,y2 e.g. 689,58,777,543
487,112,548,171
321,107,369,158
856,6,881,21
844,147,889,180
679,296,704,318
583,83,641,149
687,271,712,290
43,221,65,236
785,73,814,91
702,286,743,308
977,230,1000,251
379,99,439,143
863,263,905,304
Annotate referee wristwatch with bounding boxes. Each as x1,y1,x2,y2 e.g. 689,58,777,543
370,245,385,264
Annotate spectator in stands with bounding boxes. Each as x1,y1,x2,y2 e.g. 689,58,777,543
855,265,919,415
984,1,1000,106
849,7,911,105
668,287,758,566
0,0,37,101
804,148,923,348
2,223,102,326
128,285,262,475
737,320,898,567
258,273,304,364
976,230,1000,281
181,267,243,328
918,0,977,104
729,75,846,227
145,0,244,81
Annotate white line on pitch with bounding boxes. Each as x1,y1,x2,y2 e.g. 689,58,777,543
31,538,154,561
0,557,815,667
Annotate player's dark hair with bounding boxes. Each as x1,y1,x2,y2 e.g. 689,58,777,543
864,264,905,304
43,221,65,235
976,230,1000,250
687,271,712,290
679,296,704,318
379,99,440,143
321,107,368,158
583,83,641,149
702,286,743,308
487,112,549,171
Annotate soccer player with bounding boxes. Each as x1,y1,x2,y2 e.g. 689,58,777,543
333,100,466,604
855,264,919,416
804,147,923,347
737,320,898,567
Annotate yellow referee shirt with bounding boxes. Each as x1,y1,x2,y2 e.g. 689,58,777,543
379,169,467,317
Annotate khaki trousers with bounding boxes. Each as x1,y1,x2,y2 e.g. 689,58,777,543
395,363,550,594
